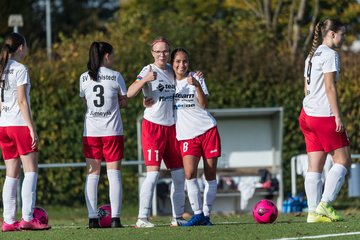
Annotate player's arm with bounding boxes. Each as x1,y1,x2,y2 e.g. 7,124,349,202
127,65,157,98
187,73,208,109
324,71,343,132
304,78,307,96
18,84,38,149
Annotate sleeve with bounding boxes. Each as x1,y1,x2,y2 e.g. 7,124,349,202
322,51,339,74
136,65,150,81
16,66,30,86
79,73,85,98
117,72,127,95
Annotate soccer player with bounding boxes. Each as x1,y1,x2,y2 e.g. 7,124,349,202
127,37,186,228
0,32,50,231
299,19,351,223
80,41,127,228
171,48,221,226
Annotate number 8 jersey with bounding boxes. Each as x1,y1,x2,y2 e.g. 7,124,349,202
79,66,127,136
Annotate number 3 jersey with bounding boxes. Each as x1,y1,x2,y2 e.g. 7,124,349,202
79,66,127,136
174,72,216,140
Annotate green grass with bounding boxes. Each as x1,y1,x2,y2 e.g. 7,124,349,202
2,205,360,240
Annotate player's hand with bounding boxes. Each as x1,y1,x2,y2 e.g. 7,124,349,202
30,128,39,149
187,72,200,87
119,95,128,108
143,65,157,82
335,116,344,132
143,97,154,108
194,70,204,79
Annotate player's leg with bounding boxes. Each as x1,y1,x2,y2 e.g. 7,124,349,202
201,127,221,225
317,146,351,221
83,136,103,228
305,151,331,223
2,158,21,232
103,135,124,228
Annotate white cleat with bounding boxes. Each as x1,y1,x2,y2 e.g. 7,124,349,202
135,218,155,228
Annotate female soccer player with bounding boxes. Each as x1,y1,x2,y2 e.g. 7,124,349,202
0,32,50,231
80,41,127,228
299,19,351,223
171,48,221,226
127,37,186,228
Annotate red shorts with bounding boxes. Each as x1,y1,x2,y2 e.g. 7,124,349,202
83,135,124,162
141,119,182,169
179,126,221,159
299,109,350,153
0,126,38,160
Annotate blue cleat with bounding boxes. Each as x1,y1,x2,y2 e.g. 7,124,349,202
202,216,213,226
182,213,206,227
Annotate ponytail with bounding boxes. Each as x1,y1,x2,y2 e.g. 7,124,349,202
0,32,25,80
87,41,113,81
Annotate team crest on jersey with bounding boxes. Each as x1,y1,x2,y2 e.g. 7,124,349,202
157,83,165,92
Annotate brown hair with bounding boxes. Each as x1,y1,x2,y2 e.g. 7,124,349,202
308,19,344,61
150,37,170,50
0,32,26,80
87,41,113,81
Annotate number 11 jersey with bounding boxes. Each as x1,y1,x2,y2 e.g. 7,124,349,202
79,66,127,137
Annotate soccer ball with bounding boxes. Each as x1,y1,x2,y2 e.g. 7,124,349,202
98,204,111,227
252,199,278,224
33,206,49,225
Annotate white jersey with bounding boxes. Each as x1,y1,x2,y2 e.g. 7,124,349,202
303,44,340,117
0,60,31,126
80,66,127,136
174,72,216,140
137,63,175,126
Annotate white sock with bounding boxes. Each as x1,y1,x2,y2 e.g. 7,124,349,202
304,172,322,212
21,172,38,221
2,176,19,224
107,169,122,218
85,174,100,218
186,178,202,215
138,171,159,219
321,164,347,203
203,180,217,217
170,169,185,218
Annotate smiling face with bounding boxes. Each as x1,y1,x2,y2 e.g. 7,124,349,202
151,41,169,69
172,51,189,79
333,27,346,48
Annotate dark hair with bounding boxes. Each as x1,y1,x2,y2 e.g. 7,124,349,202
150,37,170,51
308,19,344,60
0,32,26,80
170,48,189,65
87,41,113,81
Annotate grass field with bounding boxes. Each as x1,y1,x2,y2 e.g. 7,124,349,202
2,205,360,240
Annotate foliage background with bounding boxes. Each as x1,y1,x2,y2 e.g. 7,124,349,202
0,0,360,207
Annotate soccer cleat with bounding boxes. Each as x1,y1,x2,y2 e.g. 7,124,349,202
181,213,206,227
20,218,51,230
202,216,213,226
315,201,344,222
88,218,100,228
111,218,123,228
2,221,21,232
135,218,155,228
170,217,188,227
307,212,332,223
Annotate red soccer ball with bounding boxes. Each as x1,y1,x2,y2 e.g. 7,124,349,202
98,204,111,228
33,206,49,225
252,199,278,224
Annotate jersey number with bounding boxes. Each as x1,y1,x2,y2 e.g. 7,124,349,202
93,85,105,107
147,149,159,162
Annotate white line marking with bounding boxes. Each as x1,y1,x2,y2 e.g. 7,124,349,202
271,231,360,240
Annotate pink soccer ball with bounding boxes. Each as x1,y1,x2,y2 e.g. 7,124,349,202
33,206,49,225
252,199,278,224
98,204,111,228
